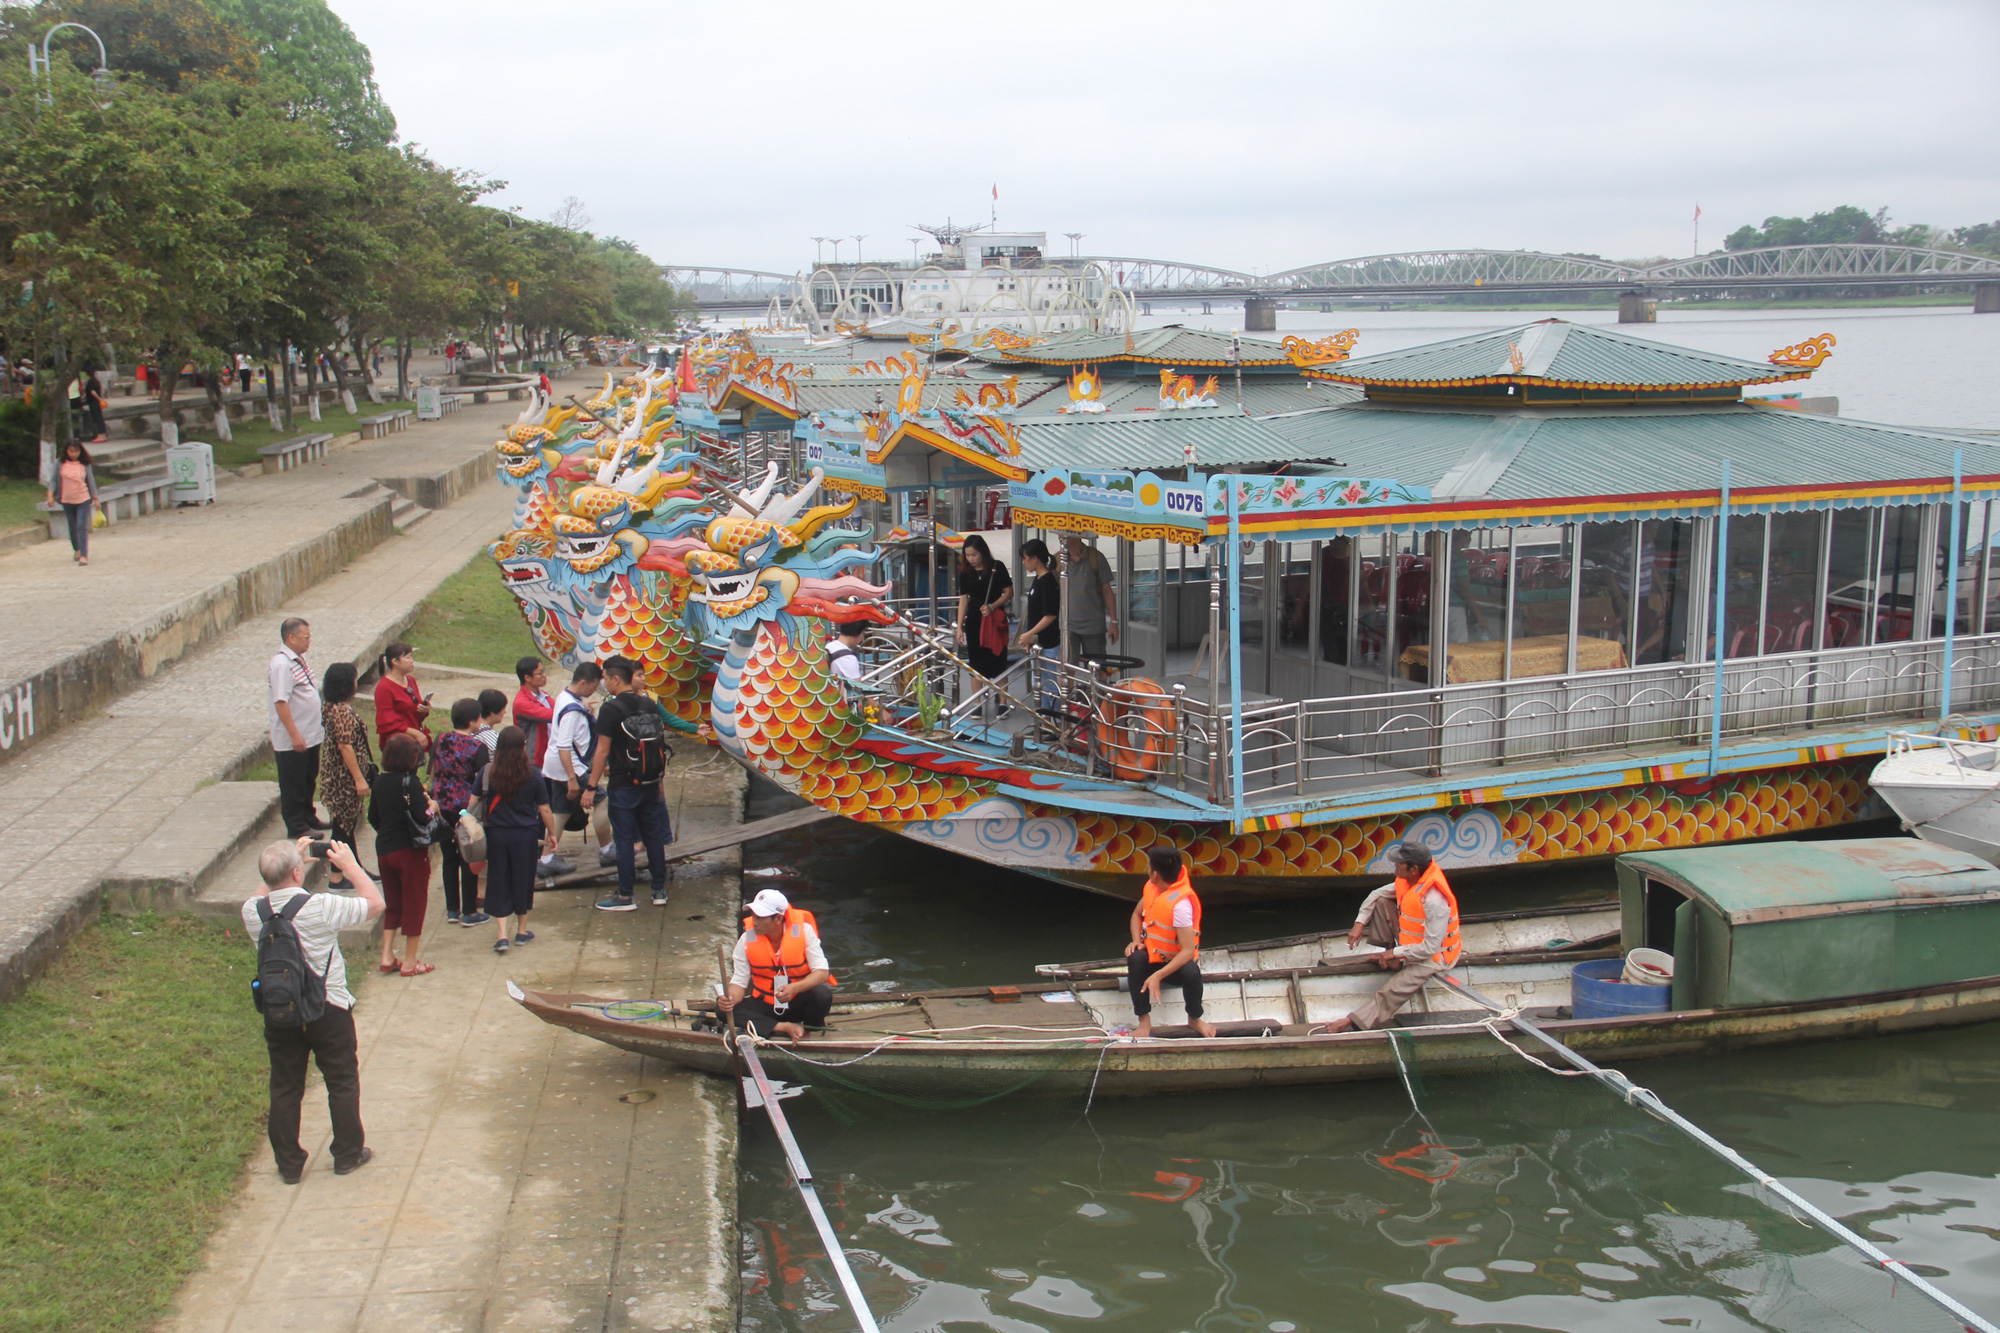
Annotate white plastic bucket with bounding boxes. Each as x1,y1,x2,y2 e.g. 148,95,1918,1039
1623,947,1675,987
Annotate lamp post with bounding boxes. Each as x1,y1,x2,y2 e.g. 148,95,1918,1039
810,236,828,265
1064,232,1084,258
29,22,113,106
829,239,843,266
852,234,867,264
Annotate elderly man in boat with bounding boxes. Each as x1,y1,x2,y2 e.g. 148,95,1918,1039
1325,842,1462,1034
716,888,835,1041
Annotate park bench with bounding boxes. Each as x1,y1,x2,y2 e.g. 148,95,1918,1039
257,433,331,474
38,474,179,537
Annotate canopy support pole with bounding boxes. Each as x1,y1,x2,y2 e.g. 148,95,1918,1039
1944,450,1963,723
738,1041,882,1333
1709,462,1730,778
1438,975,1999,1333
1227,478,1247,826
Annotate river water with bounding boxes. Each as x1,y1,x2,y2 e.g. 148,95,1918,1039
733,787,2000,1332
1143,303,2000,432
732,304,2000,1331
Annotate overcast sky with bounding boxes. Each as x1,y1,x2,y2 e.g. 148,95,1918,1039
333,0,2000,276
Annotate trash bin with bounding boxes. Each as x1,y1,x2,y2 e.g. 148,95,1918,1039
165,440,216,505
415,384,442,420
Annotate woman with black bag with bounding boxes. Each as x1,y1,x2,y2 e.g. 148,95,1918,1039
954,534,1014,679
476,727,561,955
369,734,439,976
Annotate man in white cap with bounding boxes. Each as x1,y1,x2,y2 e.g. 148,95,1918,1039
716,888,836,1040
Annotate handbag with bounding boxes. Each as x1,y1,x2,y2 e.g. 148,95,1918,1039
405,773,444,848
456,771,496,862
978,604,1010,656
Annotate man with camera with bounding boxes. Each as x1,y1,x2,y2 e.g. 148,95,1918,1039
242,837,384,1185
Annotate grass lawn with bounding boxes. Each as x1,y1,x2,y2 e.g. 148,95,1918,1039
0,911,269,1332
1,478,45,532
180,400,418,470
405,551,539,677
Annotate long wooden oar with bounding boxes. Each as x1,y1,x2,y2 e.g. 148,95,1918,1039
738,1040,882,1332
1437,975,1998,1333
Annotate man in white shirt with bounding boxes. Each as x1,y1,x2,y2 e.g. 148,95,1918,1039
538,662,603,878
717,889,833,1041
242,837,384,1184
826,620,866,682
268,618,326,837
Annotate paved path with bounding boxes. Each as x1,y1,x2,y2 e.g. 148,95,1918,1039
164,764,745,1333
0,401,519,996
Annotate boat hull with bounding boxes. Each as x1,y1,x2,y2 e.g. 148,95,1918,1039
515,972,2000,1099
1870,743,2000,864
879,759,1882,901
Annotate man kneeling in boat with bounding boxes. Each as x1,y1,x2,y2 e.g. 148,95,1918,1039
1125,848,1219,1040
1324,842,1461,1034
717,888,835,1041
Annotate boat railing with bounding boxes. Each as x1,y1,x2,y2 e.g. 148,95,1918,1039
1068,631,2000,804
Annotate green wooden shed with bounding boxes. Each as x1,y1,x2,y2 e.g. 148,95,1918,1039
1615,838,2000,1010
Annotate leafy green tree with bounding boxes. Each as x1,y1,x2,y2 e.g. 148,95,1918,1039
1951,222,2000,256
209,0,394,148
31,0,256,91
1724,205,1884,250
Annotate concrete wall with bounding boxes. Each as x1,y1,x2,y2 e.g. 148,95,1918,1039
0,499,395,768
376,449,494,511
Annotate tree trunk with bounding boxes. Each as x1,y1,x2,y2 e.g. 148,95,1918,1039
396,334,412,401
303,349,321,423
263,359,281,430
280,352,296,433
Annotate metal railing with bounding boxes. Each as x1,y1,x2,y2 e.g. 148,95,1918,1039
1162,633,2000,803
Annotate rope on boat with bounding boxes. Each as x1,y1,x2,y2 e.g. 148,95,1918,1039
735,1022,1123,1069
1437,975,2000,1333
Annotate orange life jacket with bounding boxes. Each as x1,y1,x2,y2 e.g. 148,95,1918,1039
740,908,835,1003
1141,870,1202,964
1396,863,1461,968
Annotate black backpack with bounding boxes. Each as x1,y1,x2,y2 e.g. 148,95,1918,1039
614,698,670,786
252,895,328,1027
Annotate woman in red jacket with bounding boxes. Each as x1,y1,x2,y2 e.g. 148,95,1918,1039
373,641,433,754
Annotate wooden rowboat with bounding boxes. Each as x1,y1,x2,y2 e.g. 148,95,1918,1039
511,840,2000,1099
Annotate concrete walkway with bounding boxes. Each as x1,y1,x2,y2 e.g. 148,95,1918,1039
0,398,520,999
163,763,744,1333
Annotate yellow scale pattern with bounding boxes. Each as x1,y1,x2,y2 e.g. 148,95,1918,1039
735,621,990,822
597,575,707,726
1015,763,1871,878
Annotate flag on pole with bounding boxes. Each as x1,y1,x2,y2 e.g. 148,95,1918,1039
1693,203,1702,220
992,183,998,201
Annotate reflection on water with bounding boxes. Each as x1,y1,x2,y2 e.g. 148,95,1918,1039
737,789,2000,1331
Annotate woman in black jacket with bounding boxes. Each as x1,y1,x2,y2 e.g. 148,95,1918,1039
369,733,438,976
954,534,1014,679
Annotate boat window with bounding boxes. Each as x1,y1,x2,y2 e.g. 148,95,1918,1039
1128,539,1162,630
1238,541,1267,649
1935,501,1977,639
1354,534,1390,673
1826,508,1875,647
1507,523,1575,678
1579,520,1638,669
1389,532,1432,683
1447,530,1506,646
1635,519,1695,666
1978,502,2000,635
1642,877,1688,954
1875,505,1925,644
1318,536,1352,666
1764,512,1824,655
1723,514,1767,659
1277,542,1312,656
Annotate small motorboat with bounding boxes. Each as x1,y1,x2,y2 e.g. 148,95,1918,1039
1870,731,2000,864
512,840,2000,1100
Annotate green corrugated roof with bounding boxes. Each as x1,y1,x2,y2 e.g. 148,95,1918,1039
998,325,1296,369
1255,400,2000,500
796,372,1063,415
1309,319,1815,390
1011,410,1342,472
1619,839,2000,923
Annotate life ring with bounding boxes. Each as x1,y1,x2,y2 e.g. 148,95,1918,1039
1093,677,1175,780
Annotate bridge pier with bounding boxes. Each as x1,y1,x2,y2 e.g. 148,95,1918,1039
1617,293,1657,324
1243,297,1278,332
1976,283,2000,314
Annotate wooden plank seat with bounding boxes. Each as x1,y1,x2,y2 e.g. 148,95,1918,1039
257,433,331,474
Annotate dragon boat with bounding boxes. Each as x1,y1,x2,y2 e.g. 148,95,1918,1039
515,839,2000,1098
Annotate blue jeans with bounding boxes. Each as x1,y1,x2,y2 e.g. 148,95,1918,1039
63,501,90,556
607,783,672,897
1034,646,1061,710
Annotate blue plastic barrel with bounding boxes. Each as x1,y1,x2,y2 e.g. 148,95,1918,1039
1570,958,1671,1020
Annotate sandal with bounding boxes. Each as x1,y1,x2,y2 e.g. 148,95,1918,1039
399,961,435,977
379,960,400,973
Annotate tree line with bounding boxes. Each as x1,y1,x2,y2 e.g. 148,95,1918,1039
0,0,689,459
1725,204,2000,255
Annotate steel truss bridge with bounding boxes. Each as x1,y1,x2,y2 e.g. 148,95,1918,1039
669,245,2000,316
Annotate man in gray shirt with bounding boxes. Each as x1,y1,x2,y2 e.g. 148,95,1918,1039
243,838,384,1183
1063,534,1119,661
